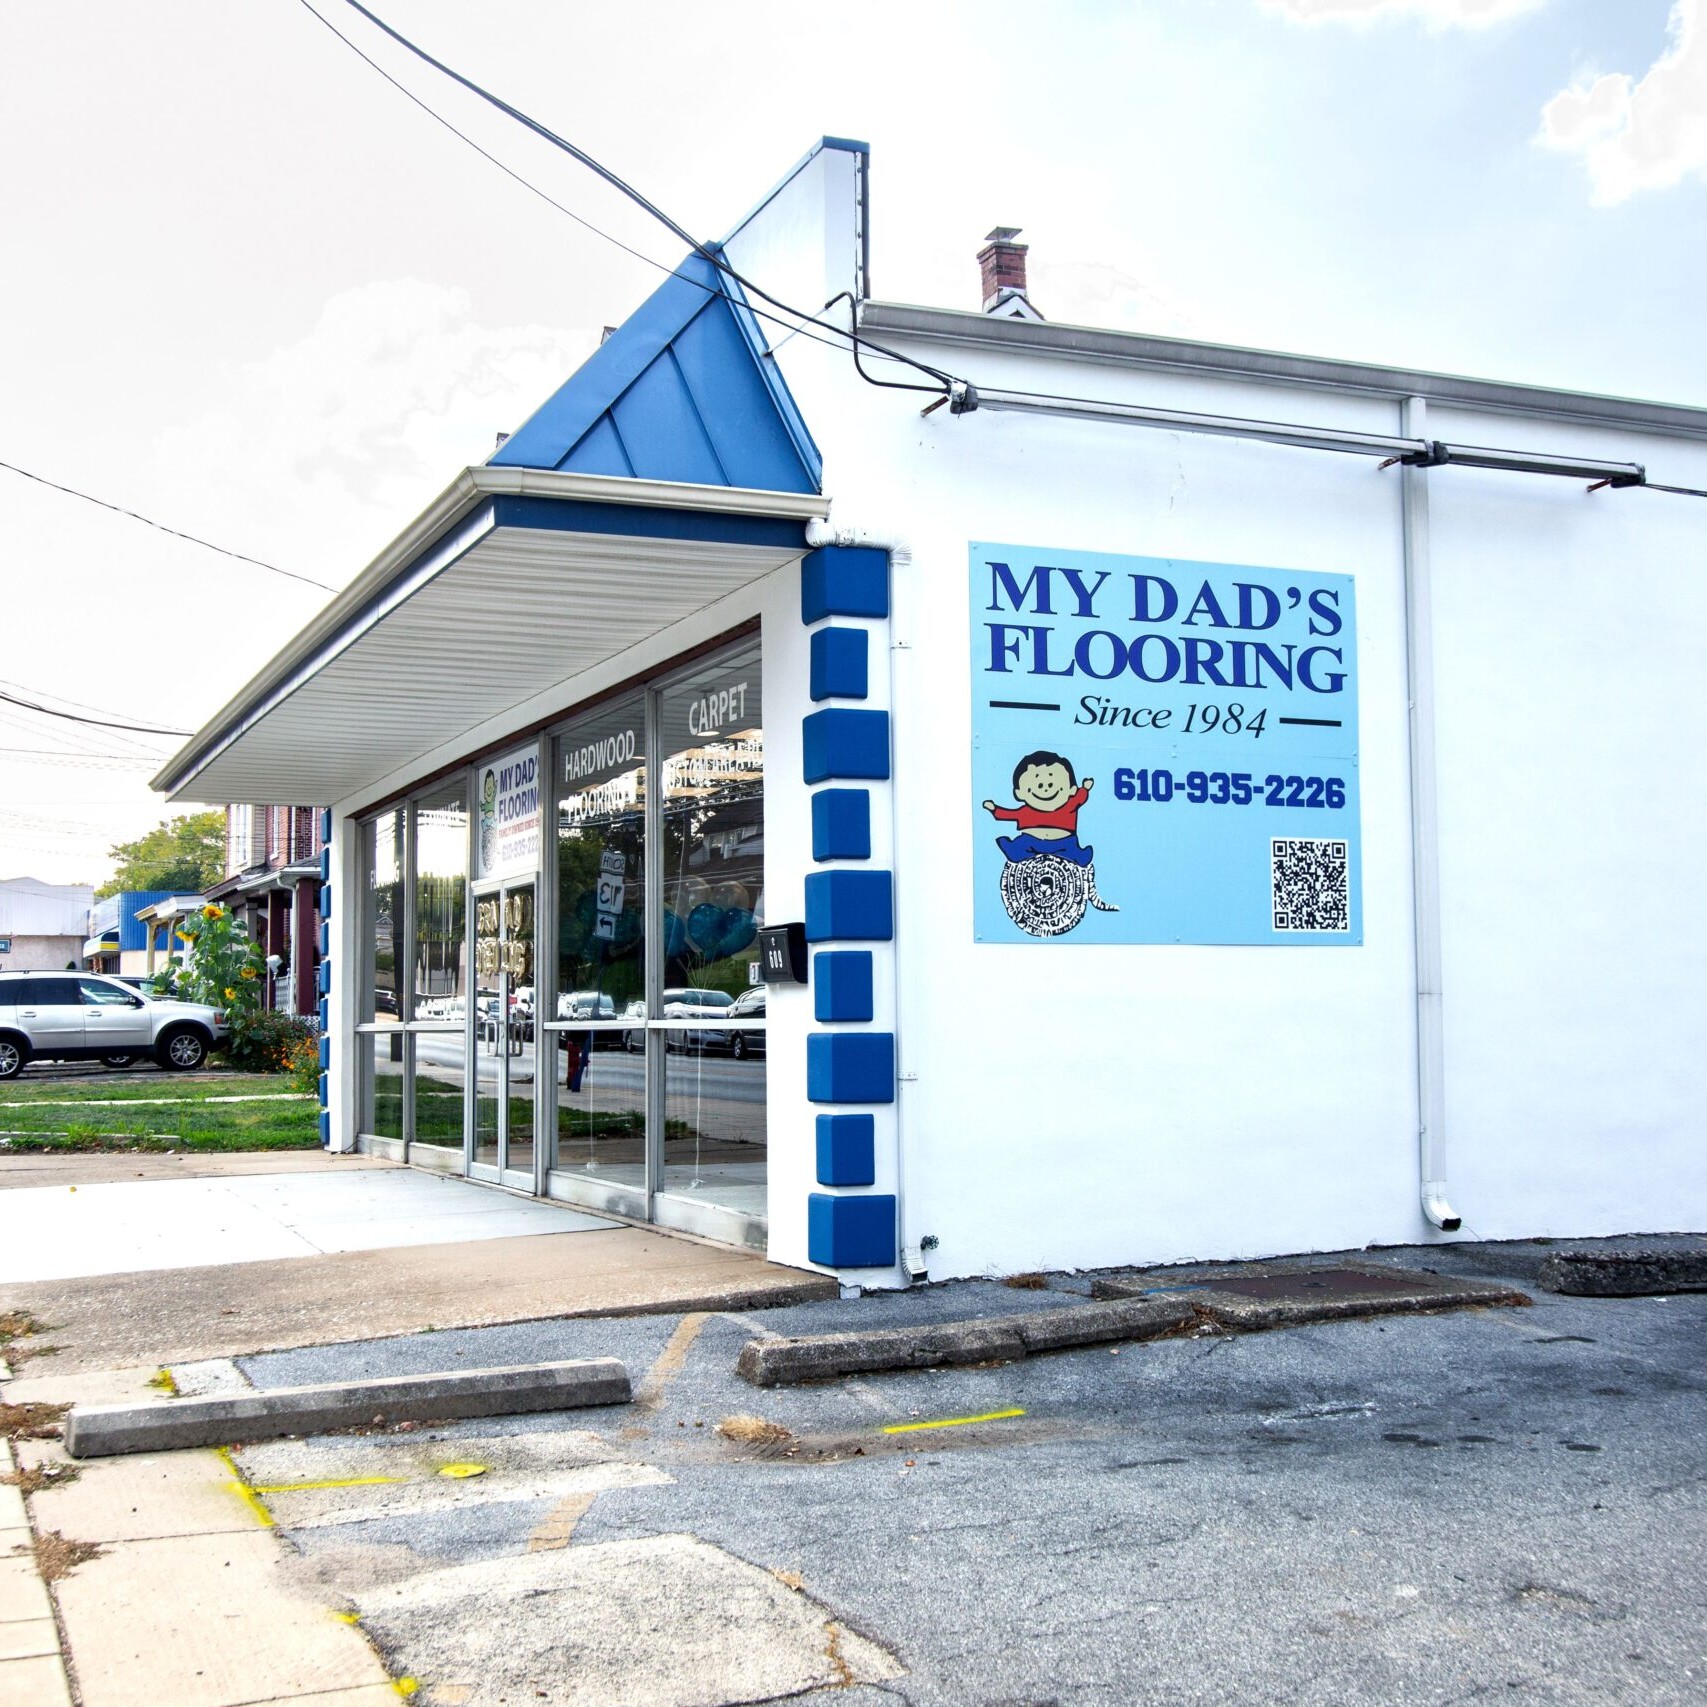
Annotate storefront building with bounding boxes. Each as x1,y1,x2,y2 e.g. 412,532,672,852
154,139,1707,1284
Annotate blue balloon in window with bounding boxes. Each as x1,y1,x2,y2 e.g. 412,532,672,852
686,903,727,955
716,910,756,959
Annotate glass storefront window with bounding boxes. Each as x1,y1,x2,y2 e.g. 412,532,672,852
554,694,646,1185
413,779,468,1014
410,1028,467,1165
359,1033,406,1143
556,694,646,1024
657,637,765,1208
362,807,406,1026
352,630,765,1233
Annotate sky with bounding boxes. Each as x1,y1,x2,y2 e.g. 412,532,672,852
2,0,1702,886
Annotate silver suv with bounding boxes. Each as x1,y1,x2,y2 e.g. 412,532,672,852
0,972,229,1079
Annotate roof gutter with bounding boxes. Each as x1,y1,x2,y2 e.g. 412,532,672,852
863,302,1707,441
151,467,828,799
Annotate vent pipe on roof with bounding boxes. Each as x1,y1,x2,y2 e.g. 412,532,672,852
977,227,1043,320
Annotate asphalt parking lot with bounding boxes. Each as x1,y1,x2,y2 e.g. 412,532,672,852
209,1243,1707,1707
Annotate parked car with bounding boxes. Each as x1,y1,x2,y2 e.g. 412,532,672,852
661,986,736,1052
726,986,766,1059
620,999,647,1052
557,990,626,1050
0,971,229,1079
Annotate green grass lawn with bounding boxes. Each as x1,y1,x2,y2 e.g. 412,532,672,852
0,1072,318,1152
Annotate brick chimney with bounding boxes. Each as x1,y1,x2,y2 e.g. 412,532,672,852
977,227,1042,319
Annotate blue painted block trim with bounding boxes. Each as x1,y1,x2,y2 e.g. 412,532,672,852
802,709,889,784
318,995,330,1030
492,494,808,552
317,1035,330,1071
807,1031,895,1104
801,546,888,624
319,846,331,883
320,808,332,842
318,1110,331,1148
808,1192,896,1269
809,627,869,702
816,1113,875,1187
316,961,331,996
317,1072,328,1107
320,885,332,917
805,870,893,943
318,921,330,958
811,789,871,861
814,951,874,1023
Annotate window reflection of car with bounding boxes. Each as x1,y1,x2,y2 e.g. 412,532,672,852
557,991,623,1051
620,999,647,1053
662,987,735,1052
726,986,766,1060
510,985,535,1042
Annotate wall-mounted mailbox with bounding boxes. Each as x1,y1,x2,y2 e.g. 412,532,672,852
759,922,808,984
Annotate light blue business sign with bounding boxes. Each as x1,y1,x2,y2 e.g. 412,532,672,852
970,542,1362,945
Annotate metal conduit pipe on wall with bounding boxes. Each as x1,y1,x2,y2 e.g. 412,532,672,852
948,384,1649,489
1400,397,1461,1233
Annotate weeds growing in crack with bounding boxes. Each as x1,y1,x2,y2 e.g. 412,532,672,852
0,1400,68,1441
0,1461,80,1494
717,1414,795,1447
824,1620,856,1688
31,1530,106,1581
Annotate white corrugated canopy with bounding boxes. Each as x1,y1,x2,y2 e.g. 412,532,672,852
153,469,827,809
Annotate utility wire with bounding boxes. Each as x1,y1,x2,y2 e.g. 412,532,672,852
0,459,339,590
312,0,957,393
307,2,1707,495
0,688,189,740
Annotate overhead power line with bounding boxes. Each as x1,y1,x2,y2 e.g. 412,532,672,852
0,459,339,591
0,688,190,739
303,0,958,394
301,3,1707,500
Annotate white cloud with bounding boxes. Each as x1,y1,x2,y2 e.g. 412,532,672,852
1539,0,1707,203
1260,0,1544,27
154,281,596,573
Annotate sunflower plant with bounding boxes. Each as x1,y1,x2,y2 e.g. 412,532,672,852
150,903,270,1060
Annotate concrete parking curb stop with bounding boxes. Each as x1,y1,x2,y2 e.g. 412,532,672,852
1093,1262,1530,1325
63,1357,631,1457
1536,1248,1707,1296
737,1296,1197,1386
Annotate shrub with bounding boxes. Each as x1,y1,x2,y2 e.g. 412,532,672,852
226,1010,315,1074
283,1031,322,1096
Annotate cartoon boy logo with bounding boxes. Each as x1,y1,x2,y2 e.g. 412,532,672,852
982,751,1095,868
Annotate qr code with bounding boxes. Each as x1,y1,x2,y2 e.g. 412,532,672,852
1272,838,1350,932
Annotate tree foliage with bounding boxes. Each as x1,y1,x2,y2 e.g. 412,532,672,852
98,811,226,898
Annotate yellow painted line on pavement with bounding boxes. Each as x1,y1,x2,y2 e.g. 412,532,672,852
634,1310,711,1410
881,1407,1027,1434
249,1474,406,1494
216,1446,275,1528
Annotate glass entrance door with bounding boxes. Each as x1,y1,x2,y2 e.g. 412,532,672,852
472,882,536,1188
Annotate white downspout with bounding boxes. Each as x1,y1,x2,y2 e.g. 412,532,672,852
802,516,917,1281
1400,397,1462,1233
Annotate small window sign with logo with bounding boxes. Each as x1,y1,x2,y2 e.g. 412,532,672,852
0,937,12,954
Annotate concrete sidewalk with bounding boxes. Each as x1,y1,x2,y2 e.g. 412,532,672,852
0,1160,615,1283
0,1150,835,1705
